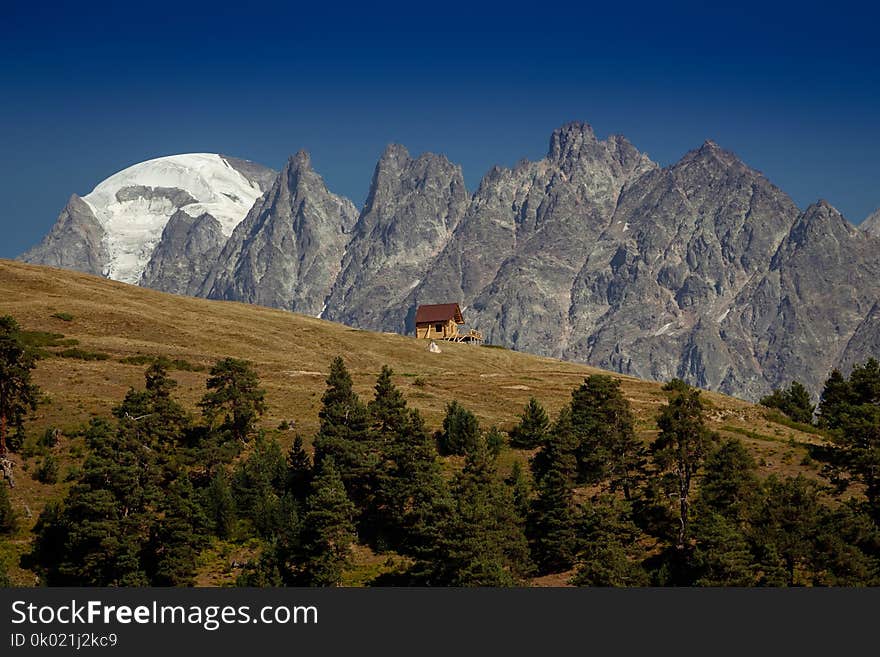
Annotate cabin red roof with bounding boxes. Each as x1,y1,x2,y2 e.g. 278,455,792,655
414,303,464,324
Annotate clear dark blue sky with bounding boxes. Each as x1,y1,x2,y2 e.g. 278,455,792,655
2,1,878,258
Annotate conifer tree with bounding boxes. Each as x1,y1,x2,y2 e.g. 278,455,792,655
436,400,481,456
817,369,853,429
232,434,287,537
696,438,759,522
530,407,579,485
0,316,40,456
383,409,451,558
687,437,760,585
203,469,236,539
760,381,815,424
651,379,718,551
527,452,579,574
368,365,407,436
365,366,408,543
286,434,313,501
816,359,880,518
572,496,649,586
0,480,16,534
509,398,550,449
142,362,191,445
428,438,530,586
570,375,644,498
147,474,201,586
689,510,756,586
749,475,822,586
485,426,505,458
312,357,376,514
199,358,266,445
506,461,531,523
297,458,357,586
31,418,161,585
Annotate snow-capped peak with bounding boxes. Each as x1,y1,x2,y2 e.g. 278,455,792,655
82,153,269,284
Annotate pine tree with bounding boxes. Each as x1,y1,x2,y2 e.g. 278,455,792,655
428,438,530,586
138,362,191,446
572,496,649,587
232,434,287,537
312,357,376,514
651,379,718,551
696,438,759,522
297,458,357,586
203,470,236,539
688,438,760,585
383,410,451,559
569,375,645,498
0,316,40,456
365,365,408,544
760,381,815,424
147,474,201,586
485,426,505,458
690,510,755,586
31,418,161,585
506,461,531,523
199,358,266,445
436,400,481,456
530,407,579,485
527,453,579,574
850,358,880,405
816,360,880,519
0,480,16,534
286,434,313,501
509,398,550,449
368,365,407,436
817,369,853,429
749,475,822,586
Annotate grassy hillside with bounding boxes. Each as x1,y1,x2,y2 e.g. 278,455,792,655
0,260,827,585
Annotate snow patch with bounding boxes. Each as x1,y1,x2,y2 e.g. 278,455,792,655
83,154,264,284
717,308,730,322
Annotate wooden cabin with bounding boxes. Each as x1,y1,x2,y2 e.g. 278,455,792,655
414,303,483,343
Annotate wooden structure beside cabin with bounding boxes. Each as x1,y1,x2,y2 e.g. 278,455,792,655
414,303,483,344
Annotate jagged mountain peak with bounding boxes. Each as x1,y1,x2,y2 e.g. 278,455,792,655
548,121,598,159
860,207,880,236
287,149,312,170
786,200,859,244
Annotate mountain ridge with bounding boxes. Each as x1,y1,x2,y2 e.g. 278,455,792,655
19,123,880,400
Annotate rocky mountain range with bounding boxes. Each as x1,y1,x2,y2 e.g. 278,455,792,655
19,123,880,400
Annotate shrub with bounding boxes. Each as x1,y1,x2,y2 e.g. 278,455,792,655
58,348,109,361
34,456,59,484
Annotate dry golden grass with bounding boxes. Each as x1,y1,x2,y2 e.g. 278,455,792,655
0,260,829,585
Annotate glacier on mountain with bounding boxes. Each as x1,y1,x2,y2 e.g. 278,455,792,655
81,153,267,283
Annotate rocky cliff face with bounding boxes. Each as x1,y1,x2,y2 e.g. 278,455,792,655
721,201,880,397
20,124,880,400
323,144,469,329
140,210,226,296
201,151,358,317
862,208,880,237
19,194,109,276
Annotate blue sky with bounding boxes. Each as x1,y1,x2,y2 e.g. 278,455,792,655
2,1,878,258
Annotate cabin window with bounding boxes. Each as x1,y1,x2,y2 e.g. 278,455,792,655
435,323,443,333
